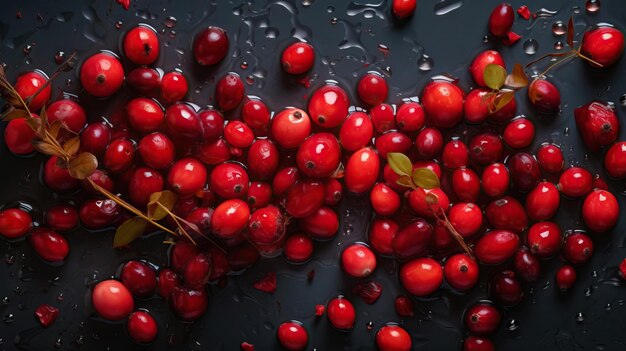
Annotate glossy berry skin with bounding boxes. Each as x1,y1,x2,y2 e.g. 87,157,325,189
370,183,401,216
581,26,625,68
528,78,561,115
345,147,380,194
475,230,520,265
537,144,564,173
138,132,175,170
277,321,308,351
160,71,188,103
29,228,69,262
341,243,376,278
490,270,523,306
485,196,528,233
400,257,443,296
79,199,121,229
469,50,505,87
326,296,356,330
45,204,78,232
421,80,464,128
408,187,450,219
242,98,270,131
14,70,51,111
210,199,250,239
80,122,112,157
307,84,349,128
442,140,469,169
556,265,577,290
43,156,80,193
339,112,373,152
582,189,619,233
127,67,161,95
506,152,541,191
121,260,157,297
465,303,501,335
247,140,279,180
324,178,343,206
395,102,425,132
464,88,491,124
358,72,388,106
215,72,244,111
193,26,229,65
488,3,514,37
285,179,325,218
392,219,432,260
224,121,254,148
210,163,249,199
369,218,398,256
563,232,594,264
558,167,593,198
104,138,135,173
198,109,224,141
169,286,209,321
503,118,534,149
449,202,483,237
284,234,314,263
47,99,87,133
91,280,134,321
392,0,417,19
271,108,311,149
574,101,619,152
370,103,396,133
463,336,495,351
127,311,158,344
247,181,272,210
525,182,560,221
605,142,626,179
126,98,164,133
4,118,37,155
394,295,414,317
281,42,315,74
469,133,503,166
170,241,198,273
80,53,124,97
415,127,444,160
167,158,207,196
296,133,341,178
376,325,412,351
513,249,541,282
165,103,201,138
183,253,212,288
298,206,339,240
123,25,159,65
527,222,562,258
248,205,285,249
444,254,479,291
451,167,480,203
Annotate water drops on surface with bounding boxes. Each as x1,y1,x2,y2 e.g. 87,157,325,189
2,313,14,324
330,17,338,25
23,44,33,55
302,0,314,7
240,61,249,69
586,0,601,14
377,44,389,57
523,39,539,55
55,338,63,348
115,20,123,29
265,28,278,39
572,5,582,14
575,312,585,323
327,6,335,13
564,127,570,136
605,303,612,311
536,8,558,17
164,16,177,28
417,55,434,71
552,21,566,36
506,319,520,331
584,287,592,297
554,41,564,50
1,297,8,305
619,94,626,106
434,0,464,16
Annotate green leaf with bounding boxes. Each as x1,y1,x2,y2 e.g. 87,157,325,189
147,190,177,220
387,152,412,177
483,64,507,90
411,168,440,189
489,90,515,113
504,64,529,89
113,217,148,247
396,175,416,189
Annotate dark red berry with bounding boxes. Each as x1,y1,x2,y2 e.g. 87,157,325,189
452,167,481,203
242,97,271,131
44,204,78,232
563,232,594,264
79,199,121,229
556,265,577,290
528,78,561,115
475,230,520,265
138,132,175,170
104,138,135,173
0,208,32,239
327,296,356,330
298,206,339,240
121,260,157,297
574,101,619,152
127,311,158,344
506,152,541,191
465,303,501,335
34,304,59,328
392,219,432,260
169,286,209,321
369,218,398,256
490,270,523,306
485,196,528,233
488,3,514,37
394,295,414,317
513,249,541,282
284,234,314,263
281,42,315,74
215,72,244,111
193,26,229,65
415,127,443,160
357,72,388,106
29,228,69,262
469,133,503,165
370,103,396,133
80,122,111,157
463,336,495,351
127,67,161,95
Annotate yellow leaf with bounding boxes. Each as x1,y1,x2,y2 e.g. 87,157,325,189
68,152,98,179
33,141,64,157
48,120,62,140
490,91,515,113
114,217,148,247
411,168,440,189
387,152,412,177
63,136,80,156
147,190,177,220
483,64,507,91
2,108,29,121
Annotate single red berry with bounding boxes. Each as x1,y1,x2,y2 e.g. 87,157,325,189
165,102,201,138
4,117,37,155
376,325,412,351
104,138,135,173
469,50,505,87
392,219,432,260
83,170,115,195
80,122,111,157
44,204,78,232
80,52,124,97
394,295,414,317
370,103,396,133
92,280,134,321
513,249,541,282
485,196,528,233
14,70,51,111
463,336,495,351
503,117,535,149
527,221,562,258
344,147,380,194
128,168,164,208
469,132,503,165
574,101,619,152
160,71,188,103
284,234,314,263
79,199,121,229
270,108,311,149
475,230,520,265
0,208,32,239
138,132,175,170
126,97,164,133
582,189,619,233
395,102,425,132
558,167,594,198
211,199,250,239
121,260,157,297
525,181,560,221
248,206,286,256
465,303,501,335
183,253,212,289
240,342,255,351
272,167,300,197
352,281,383,304
242,97,271,131
169,286,209,321
490,270,523,306
528,78,561,115
452,167,480,203
323,178,343,206
281,42,315,74
400,257,443,296
358,72,388,106
167,158,207,196
277,321,308,351
421,80,464,128
408,187,450,218
327,296,356,330
298,206,339,240
581,26,625,68
341,243,376,278
127,67,161,95
604,141,626,179
338,112,373,152
193,26,229,65
506,152,541,191
170,241,199,273
247,139,279,180
29,228,69,262
34,304,60,328
296,133,341,178
216,72,244,111
556,265,577,290
307,84,349,128
194,137,230,165
563,232,594,264
47,99,87,133
444,254,479,291
464,88,491,124
537,143,564,173
224,121,254,149
123,25,159,65
375,131,412,159
442,139,469,169
488,3,514,37
285,179,325,218
370,183,401,216
247,181,272,210
449,202,483,237
209,163,249,199
127,311,158,344
43,156,80,193
369,218,398,256
196,108,224,142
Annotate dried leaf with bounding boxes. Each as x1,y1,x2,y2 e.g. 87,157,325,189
483,64,507,90
68,152,98,179
113,217,148,247
48,120,62,140
3,94,22,108
147,190,177,220
489,91,515,113
38,105,47,136
387,152,412,177
396,175,416,189
567,16,574,49
33,140,64,157
63,136,80,156
2,108,29,121
411,168,440,189
504,64,529,89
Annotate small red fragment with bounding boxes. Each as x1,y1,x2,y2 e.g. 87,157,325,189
502,32,522,46
351,281,383,304
619,258,626,279
517,5,531,20
115,0,130,10
394,295,415,317
35,304,59,327
240,341,255,351
253,272,277,294
297,76,311,89
315,304,325,316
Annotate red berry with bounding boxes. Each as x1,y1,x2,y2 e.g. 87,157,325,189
247,140,279,180
392,219,432,260
465,303,501,335
395,102,425,132
123,25,159,65
582,189,619,233
296,133,341,178
80,122,111,157
485,196,528,233
339,112,373,152
248,205,286,251
284,234,314,263
285,179,325,218
323,178,343,206
513,249,541,282
376,324,412,351
574,101,619,152
211,199,250,239
528,78,561,115
80,53,124,97
277,321,308,351
165,103,201,138
408,187,450,218
79,199,121,229
506,152,541,191
475,230,520,264
92,280,134,321
307,84,349,128
469,50,505,87
121,260,157,297
442,139,469,169
370,103,396,133
160,71,188,103
394,295,414,317
556,265,577,290
563,232,594,264
488,3,514,37
228,244,260,269
4,117,37,155
167,158,207,196
298,206,339,240
47,99,87,133
194,137,230,165
527,221,562,258
369,218,398,256
138,132,175,170
463,336,495,351
464,88,491,124
392,0,416,19
281,42,315,74
0,208,32,239
449,202,483,237
558,167,593,198
224,121,254,149
503,117,535,149
126,98,164,133
341,243,376,278
421,80,464,128
127,67,161,95
537,143,564,173
128,167,164,207
104,138,135,173
271,108,311,149
169,286,209,321
43,156,80,193
358,72,388,106
327,296,356,330
84,169,115,194
490,270,523,306
216,72,244,111
400,257,443,296
375,131,412,159
45,204,78,232
183,253,212,289
170,241,198,273
452,167,481,203
246,181,272,210
526,181,560,221
242,97,271,131
581,26,625,68
193,26,229,65
209,163,249,199
345,147,380,194
272,167,300,197
444,253,479,291
14,70,51,111
604,141,626,179
29,228,69,262
469,132,503,165
370,183,401,216
127,311,158,344
352,281,383,304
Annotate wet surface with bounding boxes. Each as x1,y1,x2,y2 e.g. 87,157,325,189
0,0,626,350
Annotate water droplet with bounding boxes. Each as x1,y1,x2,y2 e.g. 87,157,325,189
572,5,582,14
552,21,566,36
169,30,177,38
302,0,314,7
434,0,464,15
482,35,490,43
75,335,85,345
592,270,598,277
55,339,63,348
344,224,353,235
523,39,539,55
57,292,64,302
164,16,177,28
1,297,9,305
586,0,601,13
417,55,434,71
619,94,626,106
506,319,520,331
265,28,278,39
584,287,592,297
2,313,14,324
5,255,14,265
240,61,249,69
115,20,123,29
536,8,558,17
246,75,255,85
53,51,66,65
564,127,570,136
23,44,33,55
575,312,585,323
554,41,564,50
605,303,612,311
377,44,389,57
327,6,335,13
366,321,374,330
330,17,338,25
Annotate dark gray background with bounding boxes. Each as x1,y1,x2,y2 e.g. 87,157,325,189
1,0,626,350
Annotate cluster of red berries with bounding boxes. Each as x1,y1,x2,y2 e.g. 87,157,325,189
1,1,625,350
